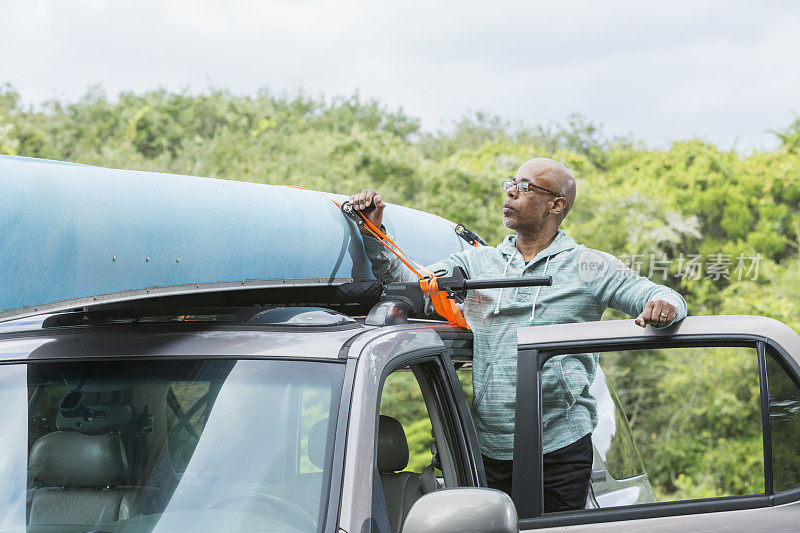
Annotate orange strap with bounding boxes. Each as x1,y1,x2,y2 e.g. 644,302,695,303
280,185,472,328
354,208,470,329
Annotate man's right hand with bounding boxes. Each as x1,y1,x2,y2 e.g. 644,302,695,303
348,189,386,234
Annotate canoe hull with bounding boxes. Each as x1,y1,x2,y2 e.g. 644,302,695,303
0,156,471,316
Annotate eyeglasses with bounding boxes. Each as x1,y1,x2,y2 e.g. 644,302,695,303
501,179,561,197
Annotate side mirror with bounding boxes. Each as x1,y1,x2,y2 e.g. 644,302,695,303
401,488,518,533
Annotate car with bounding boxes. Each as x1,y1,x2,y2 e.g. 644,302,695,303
3,156,798,531
1,298,799,533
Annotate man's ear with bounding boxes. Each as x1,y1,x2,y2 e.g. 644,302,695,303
550,197,567,215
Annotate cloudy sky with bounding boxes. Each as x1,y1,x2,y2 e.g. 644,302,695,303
2,0,799,150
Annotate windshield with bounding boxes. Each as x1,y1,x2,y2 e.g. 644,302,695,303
0,358,345,533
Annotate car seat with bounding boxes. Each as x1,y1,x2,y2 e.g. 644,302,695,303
377,415,437,533
27,430,146,526
282,418,327,517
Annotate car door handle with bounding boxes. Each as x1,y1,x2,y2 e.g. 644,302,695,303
591,469,607,483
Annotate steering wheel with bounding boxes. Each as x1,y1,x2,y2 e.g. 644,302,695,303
205,491,317,531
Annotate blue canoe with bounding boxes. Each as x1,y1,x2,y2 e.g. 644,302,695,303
0,155,472,319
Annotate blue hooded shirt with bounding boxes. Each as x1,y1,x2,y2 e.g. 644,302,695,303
364,229,687,459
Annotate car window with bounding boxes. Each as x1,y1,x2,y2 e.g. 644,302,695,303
594,346,763,506
376,360,472,533
380,368,436,472
512,344,764,518
299,382,335,475
589,366,645,481
455,364,474,407
766,349,800,492
376,366,439,533
166,381,212,473
11,358,345,533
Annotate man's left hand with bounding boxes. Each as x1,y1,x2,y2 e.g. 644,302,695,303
635,300,678,328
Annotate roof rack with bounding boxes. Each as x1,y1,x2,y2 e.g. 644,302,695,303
2,280,383,324
41,307,264,328
40,305,361,329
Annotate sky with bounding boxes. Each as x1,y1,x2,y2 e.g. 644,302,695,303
2,0,799,151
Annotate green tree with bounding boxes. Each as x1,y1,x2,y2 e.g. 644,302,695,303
4,84,800,495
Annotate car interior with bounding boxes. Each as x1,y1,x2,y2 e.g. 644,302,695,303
23,358,340,532
376,363,463,533
28,429,148,525
26,362,206,526
25,362,155,523
376,414,438,532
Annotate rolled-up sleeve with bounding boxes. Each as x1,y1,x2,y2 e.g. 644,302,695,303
586,250,688,325
362,232,472,284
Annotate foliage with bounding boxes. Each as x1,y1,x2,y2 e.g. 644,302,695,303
3,85,799,501
380,371,435,472
603,347,764,500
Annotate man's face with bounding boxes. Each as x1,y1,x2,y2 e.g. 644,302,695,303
502,170,558,233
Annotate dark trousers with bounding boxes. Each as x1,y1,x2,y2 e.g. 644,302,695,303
482,433,593,513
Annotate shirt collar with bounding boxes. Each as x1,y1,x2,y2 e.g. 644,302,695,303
498,229,576,264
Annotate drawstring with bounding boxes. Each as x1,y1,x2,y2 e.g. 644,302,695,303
493,248,551,318
493,253,515,315
530,255,550,321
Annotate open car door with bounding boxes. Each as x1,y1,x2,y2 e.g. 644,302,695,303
512,316,800,532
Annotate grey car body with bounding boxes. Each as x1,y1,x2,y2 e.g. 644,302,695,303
1,304,800,532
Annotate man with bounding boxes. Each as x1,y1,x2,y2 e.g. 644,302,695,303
349,157,687,512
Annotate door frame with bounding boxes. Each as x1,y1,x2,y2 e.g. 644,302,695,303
512,322,800,530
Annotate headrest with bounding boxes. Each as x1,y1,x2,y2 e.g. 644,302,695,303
308,419,328,469
29,432,128,487
377,415,409,473
56,391,136,435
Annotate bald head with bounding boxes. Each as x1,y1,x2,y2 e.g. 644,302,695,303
515,158,576,221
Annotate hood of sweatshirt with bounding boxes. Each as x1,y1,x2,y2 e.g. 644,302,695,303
494,229,578,319
496,229,578,263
